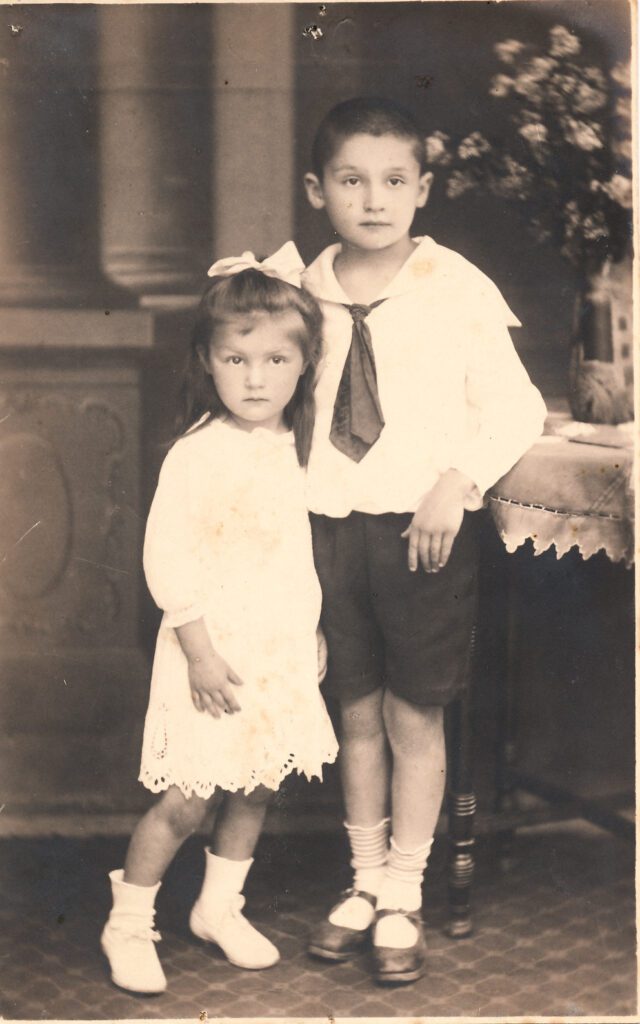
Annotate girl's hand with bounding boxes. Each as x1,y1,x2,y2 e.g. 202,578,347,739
174,617,243,717
187,650,244,717
401,469,473,573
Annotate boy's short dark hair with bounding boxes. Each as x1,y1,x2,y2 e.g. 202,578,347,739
311,97,427,178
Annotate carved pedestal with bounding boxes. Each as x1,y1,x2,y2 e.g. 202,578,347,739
0,310,158,814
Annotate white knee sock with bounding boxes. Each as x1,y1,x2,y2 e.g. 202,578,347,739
194,848,253,920
375,836,433,948
107,869,162,932
329,818,390,930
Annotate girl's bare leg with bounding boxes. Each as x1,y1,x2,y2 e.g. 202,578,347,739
210,785,273,860
124,785,212,886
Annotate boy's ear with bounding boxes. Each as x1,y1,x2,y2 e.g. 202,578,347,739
304,172,326,210
416,171,434,209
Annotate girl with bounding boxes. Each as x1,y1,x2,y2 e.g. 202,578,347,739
101,242,338,995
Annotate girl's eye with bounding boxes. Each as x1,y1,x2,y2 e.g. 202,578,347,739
227,356,243,365
271,356,286,365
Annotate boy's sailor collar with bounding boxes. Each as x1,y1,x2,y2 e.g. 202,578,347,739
302,236,439,306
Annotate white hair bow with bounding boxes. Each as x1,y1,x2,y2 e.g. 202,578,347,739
207,240,304,288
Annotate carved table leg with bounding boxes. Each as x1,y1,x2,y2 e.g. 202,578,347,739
447,675,476,939
495,552,519,870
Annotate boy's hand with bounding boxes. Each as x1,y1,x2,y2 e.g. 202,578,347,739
401,469,473,573
187,650,244,718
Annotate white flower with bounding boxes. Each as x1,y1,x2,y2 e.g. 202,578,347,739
613,137,633,162
490,73,514,98
493,156,533,199
446,170,476,199
582,212,608,241
611,61,631,88
518,122,548,144
527,56,557,80
584,66,606,88
563,117,602,151
572,81,607,115
549,25,581,58
424,131,451,165
615,95,631,121
494,38,525,64
514,72,543,103
594,174,633,209
458,131,491,160
564,200,581,232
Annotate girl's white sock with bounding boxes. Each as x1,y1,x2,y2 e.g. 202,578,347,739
375,836,433,948
195,848,253,919
328,818,390,930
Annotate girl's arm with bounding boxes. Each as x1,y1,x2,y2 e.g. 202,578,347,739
175,617,244,717
144,442,244,717
143,444,207,626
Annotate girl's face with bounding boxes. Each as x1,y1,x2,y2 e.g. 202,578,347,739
201,310,307,433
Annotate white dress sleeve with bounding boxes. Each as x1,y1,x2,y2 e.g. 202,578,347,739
449,275,547,500
143,441,207,627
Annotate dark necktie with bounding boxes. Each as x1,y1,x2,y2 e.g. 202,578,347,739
329,300,386,463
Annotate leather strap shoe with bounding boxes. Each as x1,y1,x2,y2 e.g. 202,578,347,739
372,908,426,984
308,888,376,961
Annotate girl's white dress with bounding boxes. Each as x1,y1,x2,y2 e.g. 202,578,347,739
139,418,338,798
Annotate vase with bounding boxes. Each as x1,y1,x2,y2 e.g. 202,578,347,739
568,258,633,424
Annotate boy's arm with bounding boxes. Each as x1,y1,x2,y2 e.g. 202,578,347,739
401,468,474,573
449,318,547,499
403,307,545,574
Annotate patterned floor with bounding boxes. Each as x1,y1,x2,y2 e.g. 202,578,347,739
0,824,635,1020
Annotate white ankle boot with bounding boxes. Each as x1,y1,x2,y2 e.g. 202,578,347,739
189,849,279,970
101,869,167,994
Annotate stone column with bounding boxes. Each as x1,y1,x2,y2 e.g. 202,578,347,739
210,5,296,258
0,7,115,306
99,6,211,298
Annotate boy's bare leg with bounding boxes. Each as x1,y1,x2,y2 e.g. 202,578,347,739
309,689,390,949
383,692,445,848
339,687,390,825
375,691,445,952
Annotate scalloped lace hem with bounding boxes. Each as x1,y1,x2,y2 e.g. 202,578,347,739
490,500,634,567
139,746,338,799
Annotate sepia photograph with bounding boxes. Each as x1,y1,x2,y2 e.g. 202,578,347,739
0,0,635,1021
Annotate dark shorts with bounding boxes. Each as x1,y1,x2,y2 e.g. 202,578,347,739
310,510,479,707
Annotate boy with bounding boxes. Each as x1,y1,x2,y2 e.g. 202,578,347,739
302,97,546,984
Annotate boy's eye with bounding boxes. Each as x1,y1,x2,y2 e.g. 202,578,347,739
388,177,405,187
343,177,360,187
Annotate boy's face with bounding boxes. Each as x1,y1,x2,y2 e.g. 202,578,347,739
304,133,432,254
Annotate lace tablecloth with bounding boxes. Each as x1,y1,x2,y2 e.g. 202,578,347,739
488,412,635,567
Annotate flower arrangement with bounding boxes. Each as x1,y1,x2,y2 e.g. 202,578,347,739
425,25,632,277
